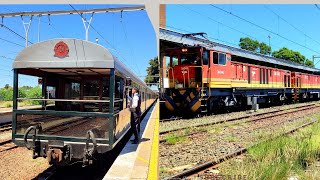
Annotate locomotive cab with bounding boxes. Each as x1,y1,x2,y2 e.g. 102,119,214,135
167,47,208,88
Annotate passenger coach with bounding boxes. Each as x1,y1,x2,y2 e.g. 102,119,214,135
12,39,156,166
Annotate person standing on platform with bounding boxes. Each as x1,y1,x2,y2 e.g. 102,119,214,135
128,87,141,144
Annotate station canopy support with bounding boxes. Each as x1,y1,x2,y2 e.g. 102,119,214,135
0,6,145,46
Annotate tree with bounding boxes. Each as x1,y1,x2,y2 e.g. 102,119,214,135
4,84,10,89
145,57,159,87
259,42,271,55
239,37,259,52
272,47,306,65
239,37,271,55
305,59,314,67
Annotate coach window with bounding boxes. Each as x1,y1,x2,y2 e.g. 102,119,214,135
284,75,287,87
260,68,262,84
266,69,269,84
202,50,209,65
213,52,218,64
218,53,226,65
115,76,124,111
171,54,178,67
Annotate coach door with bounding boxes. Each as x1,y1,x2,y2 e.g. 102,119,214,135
202,49,210,85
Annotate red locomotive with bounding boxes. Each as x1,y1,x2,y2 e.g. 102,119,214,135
160,29,320,116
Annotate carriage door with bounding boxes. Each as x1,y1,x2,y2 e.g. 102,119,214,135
202,49,210,85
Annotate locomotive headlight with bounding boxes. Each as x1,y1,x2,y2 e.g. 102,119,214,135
181,48,188,52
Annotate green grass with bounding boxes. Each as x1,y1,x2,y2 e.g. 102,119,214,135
219,121,320,180
225,134,238,142
164,133,188,145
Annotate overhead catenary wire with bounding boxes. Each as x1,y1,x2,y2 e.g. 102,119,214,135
210,4,320,55
179,5,285,52
0,24,33,44
0,37,24,47
69,4,141,76
166,25,239,47
119,11,142,76
264,5,320,47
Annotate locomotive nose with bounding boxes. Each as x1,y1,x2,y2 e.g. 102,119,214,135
164,89,201,114
173,65,195,88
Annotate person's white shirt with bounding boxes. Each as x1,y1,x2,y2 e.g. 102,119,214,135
128,93,139,112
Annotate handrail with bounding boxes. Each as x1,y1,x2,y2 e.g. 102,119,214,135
17,98,123,103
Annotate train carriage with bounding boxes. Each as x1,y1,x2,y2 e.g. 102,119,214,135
160,28,320,116
12,38,156,166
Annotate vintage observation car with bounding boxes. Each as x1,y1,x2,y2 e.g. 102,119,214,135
12,39,156,166
160,28,320,116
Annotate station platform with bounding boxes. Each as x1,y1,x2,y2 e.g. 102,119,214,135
104,100,159,180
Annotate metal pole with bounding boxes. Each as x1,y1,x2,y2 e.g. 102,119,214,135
37,15,41,42
21,16,33,47
268,35,271,56
81,13,94,41
12,69,18,141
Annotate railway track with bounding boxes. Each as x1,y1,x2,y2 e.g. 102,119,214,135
0,140,18,153
166,119,318,179
0,122,12,132
160,103,319,135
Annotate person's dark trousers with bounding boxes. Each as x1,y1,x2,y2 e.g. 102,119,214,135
137,111,141,133
130,112,139,142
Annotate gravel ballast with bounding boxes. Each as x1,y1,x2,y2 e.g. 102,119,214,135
160,104,320,178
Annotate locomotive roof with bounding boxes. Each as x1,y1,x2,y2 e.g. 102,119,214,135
13,38,150,89
160,28,320,73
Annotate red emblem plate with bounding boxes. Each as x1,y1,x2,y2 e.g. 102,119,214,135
54,41,69,58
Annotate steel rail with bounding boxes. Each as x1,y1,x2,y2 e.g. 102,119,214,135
0,140,18,153
167,119,318,179
160,103,318,134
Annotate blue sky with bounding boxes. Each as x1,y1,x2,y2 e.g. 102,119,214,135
0,4,156,88
167,4,320,67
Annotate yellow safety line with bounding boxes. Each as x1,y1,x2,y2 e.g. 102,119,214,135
147,100,159,180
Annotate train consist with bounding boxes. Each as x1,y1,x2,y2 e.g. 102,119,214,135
160,28,320,116
11,39,157,166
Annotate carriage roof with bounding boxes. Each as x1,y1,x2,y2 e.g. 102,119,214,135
13,38,150,90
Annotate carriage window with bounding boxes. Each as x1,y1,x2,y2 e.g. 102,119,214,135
102,77,110,98
181,52,200,65
284,75,287,87
270,69,272,77
213,52,218,64
266,69,269,84
84,80,99,99
171,54,178,67
218,53,226,65
115,76,124,111
202,50,209,65
260,68,263,84
65,82,80,99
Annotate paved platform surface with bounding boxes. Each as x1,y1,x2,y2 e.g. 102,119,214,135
104,100,159,180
